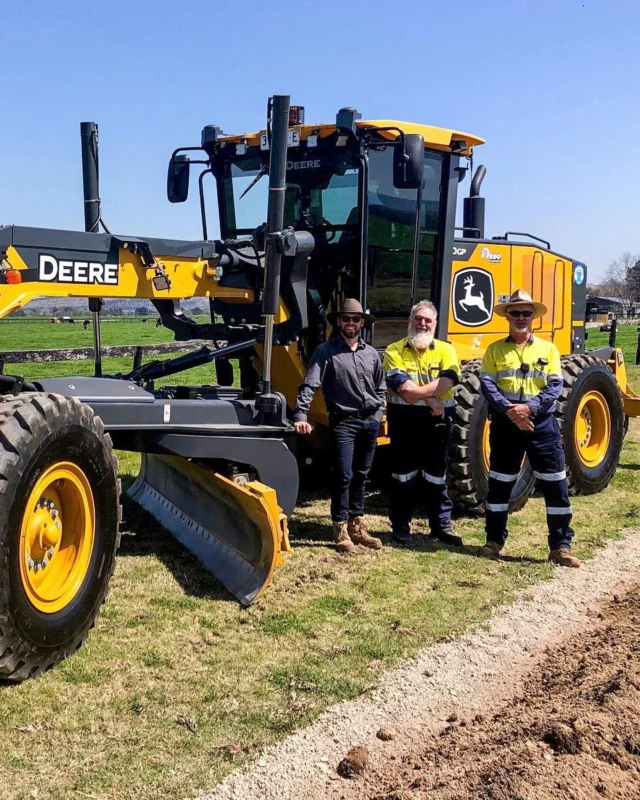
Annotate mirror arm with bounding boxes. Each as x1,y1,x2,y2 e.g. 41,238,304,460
168,145,208,161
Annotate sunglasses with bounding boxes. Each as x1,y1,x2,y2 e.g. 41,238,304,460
507,309,534,318
339,314,364,323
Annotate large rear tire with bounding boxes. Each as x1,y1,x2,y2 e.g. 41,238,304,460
0,393,120,682
448,361,535,515
557,355,624,495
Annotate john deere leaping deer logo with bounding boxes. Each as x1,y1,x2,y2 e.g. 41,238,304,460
452,268,494,327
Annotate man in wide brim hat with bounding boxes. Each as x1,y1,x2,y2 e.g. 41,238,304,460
327,299,375,327
477,286,580,569
493,289,547,319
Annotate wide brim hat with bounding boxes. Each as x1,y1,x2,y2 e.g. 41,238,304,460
327,298,375,327
494,289,547,319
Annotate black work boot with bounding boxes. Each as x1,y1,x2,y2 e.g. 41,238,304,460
391,529,418,548
428,529,463,547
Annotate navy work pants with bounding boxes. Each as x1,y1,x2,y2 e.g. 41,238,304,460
387,405,454,537
486,413,574,550
329,414,381,522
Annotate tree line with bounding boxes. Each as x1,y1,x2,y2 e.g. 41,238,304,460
595,252,640,311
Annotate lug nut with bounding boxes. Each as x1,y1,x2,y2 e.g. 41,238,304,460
34,562,41,573
28,559,35,570
51,509,59,518
42,558,48,568
48,501,55,510
47,548,55,559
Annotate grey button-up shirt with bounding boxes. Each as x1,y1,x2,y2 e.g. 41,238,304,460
294,335,386,422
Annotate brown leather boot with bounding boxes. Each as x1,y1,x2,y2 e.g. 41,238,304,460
476,541,504,559
348,518,383,550
333,522,357,555
549,548,581,568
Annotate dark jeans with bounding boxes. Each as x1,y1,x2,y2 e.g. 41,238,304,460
329,414,381,522
387,405,454,537
486,413,574,550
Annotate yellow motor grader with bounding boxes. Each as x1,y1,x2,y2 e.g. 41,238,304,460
0,95,637,681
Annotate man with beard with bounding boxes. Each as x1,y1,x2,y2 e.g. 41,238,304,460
383,300,463,548
294,299,386,554
477,290,580,567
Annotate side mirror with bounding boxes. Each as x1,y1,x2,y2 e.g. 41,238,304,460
393,134,424,190
167,154,190,203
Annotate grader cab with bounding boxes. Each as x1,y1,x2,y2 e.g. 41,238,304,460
0,95,635,681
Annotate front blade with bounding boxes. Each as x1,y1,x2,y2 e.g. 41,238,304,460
128,454,291,605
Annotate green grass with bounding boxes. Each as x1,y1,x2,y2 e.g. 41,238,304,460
586,322,638,363
0,317,235,387
1,416,639,800
0,316,210,351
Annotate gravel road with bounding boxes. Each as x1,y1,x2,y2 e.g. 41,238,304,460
202,531,640,800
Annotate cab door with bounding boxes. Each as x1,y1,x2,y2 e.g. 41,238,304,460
364,146,444,348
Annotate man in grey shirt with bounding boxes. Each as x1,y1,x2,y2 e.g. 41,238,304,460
294,299,386,554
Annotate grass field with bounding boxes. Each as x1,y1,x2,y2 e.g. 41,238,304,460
586,321,639,362
0,318,184,351
0,322,639,799
1,317,229,387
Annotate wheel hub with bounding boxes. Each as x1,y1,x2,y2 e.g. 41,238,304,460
26,498,62,570
19,463,95,613
574,390,610,468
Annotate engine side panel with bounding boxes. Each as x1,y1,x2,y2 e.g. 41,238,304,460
447,238,579,361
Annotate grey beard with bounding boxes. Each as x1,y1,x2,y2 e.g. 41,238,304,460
407,329,434,349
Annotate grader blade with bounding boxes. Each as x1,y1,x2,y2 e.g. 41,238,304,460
128,453,292,605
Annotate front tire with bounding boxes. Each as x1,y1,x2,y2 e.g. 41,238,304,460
0,393,120,682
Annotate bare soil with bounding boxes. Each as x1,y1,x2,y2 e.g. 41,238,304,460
365,587,640,800
208,534,640,800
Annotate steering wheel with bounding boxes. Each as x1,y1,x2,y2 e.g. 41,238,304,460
321,218,337,242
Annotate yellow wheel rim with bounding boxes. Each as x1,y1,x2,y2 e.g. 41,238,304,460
19,462,95,614
575,390,610,468
482,418,491,472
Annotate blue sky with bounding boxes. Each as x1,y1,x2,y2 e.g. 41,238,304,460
2,0,638,282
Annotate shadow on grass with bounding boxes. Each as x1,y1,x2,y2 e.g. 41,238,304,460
119,495,235,603
492,553,548,565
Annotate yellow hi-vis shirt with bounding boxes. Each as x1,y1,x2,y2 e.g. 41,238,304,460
480,335,563,412
383,337,460,408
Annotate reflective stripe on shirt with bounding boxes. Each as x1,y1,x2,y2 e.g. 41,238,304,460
479,335,562,405
384,337,460,406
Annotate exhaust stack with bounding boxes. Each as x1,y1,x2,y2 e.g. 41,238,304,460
80,121,104,376
257,94,290,419
463,165,486,239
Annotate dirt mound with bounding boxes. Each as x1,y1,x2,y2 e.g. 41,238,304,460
366,588,640,800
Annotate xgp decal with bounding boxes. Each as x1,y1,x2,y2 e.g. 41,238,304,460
38,254,119,285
